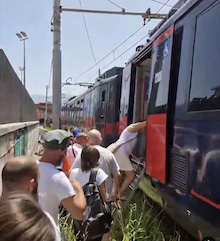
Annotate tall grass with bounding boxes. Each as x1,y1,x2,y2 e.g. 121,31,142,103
59,192,182,241
110,192,181,241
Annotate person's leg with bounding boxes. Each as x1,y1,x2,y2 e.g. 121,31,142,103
119,170,135,199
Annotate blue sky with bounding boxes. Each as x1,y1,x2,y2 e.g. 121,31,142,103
0,0,177,99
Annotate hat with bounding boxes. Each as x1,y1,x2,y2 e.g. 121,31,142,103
43,129,70,150
76,132,88,138
73,129,81,137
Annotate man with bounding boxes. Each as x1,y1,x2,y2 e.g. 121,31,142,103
67,132,88,166
107,120,146,199
71,129,120,202
1,156,61,241
38,129,86,227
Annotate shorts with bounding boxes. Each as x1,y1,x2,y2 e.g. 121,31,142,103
114,151,134,171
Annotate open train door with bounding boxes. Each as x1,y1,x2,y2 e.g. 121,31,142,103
146,25,174,184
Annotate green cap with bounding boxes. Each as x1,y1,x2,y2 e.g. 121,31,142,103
43,129,70,150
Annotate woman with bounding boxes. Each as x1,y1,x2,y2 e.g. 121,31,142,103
0,193,56,241
69,145,109,241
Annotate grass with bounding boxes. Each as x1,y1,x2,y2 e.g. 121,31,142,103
59,191,184,241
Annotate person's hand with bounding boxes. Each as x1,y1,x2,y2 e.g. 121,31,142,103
71,180,83,193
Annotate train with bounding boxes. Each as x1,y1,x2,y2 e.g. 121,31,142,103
62,0,220,240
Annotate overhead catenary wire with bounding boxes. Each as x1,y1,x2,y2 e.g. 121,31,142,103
73,25,144,81
106,0,125,11
151,0,172,8
73,0,171,83
79,0,97,63
85,0,171,82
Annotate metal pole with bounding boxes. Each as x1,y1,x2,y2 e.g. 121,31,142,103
44,85,49,127
23,39,26,88
61,7,167,19
52,0,62,129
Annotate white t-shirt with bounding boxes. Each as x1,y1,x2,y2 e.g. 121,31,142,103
66,143,83,166
69,168,108,187
70,145,120,195
116,127,138,156
38,162,76,226
45,212,61,241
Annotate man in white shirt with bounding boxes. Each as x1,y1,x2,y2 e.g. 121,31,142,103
2,156,61,241
67,132,88,166
71,129,120,203
38,129,86,227
108,120,146,199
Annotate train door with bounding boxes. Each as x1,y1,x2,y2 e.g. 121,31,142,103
119,63,135,134
96,84,108,139
132,53,152,158
146,25,174,184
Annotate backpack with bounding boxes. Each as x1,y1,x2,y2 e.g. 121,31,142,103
74,168,112,241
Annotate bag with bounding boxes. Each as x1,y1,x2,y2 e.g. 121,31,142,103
74,169,112,241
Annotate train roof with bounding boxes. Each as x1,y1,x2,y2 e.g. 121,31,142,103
126,0,197,65
65,74,119,106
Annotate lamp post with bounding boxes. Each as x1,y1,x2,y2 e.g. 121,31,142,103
16,31,28,88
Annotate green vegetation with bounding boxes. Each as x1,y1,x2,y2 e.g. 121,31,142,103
59,192,184,241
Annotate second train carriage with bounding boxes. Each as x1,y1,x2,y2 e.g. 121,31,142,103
61,67,123,146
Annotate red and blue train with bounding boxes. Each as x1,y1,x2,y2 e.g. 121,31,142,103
62,0,220,240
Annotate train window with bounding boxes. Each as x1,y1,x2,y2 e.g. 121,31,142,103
148,30,173,114
101,90,106,102
188,2,220,112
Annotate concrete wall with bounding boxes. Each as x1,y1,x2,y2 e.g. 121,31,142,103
0,49,37,124
0,121,39,195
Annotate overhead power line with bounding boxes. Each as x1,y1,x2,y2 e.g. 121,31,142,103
78,0,96,63
151,0,172,7
106,0,125,11
85,0,172,82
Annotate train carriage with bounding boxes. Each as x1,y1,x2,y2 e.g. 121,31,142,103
62,67,123,146
121,0,220,240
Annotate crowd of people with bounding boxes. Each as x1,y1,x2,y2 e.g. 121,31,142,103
0,121,146,241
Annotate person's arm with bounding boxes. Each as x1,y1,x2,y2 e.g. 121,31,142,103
56,172,86,220
127,121,146,133
99,182,108,202
109,154,121,201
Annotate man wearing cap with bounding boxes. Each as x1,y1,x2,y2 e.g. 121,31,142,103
67,132,88,166
38,129,86,228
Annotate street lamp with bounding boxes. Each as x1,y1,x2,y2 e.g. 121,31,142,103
16,31,28,88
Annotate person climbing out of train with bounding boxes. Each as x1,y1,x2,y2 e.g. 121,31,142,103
67,132,88,166
107,120,146,200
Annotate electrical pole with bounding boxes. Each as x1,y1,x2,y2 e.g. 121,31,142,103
44,85,49,127
52,0,62,129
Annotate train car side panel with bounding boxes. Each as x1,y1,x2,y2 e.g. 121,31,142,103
146,25,174,184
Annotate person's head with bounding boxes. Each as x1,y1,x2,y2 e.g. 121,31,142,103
81,145,100,172
75,133,88,147
43,129,70,166
2,156,39,200
0,193,55,241
88,129,103,145
69,126,74,133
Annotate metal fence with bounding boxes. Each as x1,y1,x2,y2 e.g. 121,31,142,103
0,49,37,124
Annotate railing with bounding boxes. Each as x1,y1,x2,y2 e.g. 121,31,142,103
0,121,39,195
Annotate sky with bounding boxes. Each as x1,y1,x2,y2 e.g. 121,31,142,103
0,0,177,101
